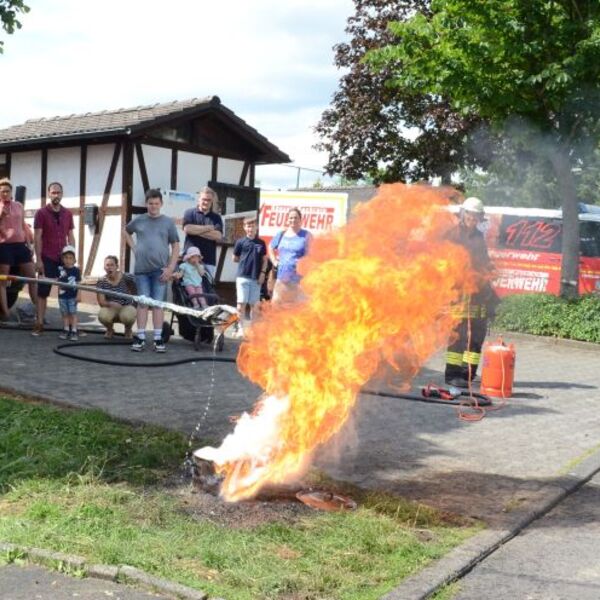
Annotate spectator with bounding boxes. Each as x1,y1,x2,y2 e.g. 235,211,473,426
124,188,179,353
96,255,137,339
267,207,312,305
232,216,267,335
182,186,223,279
33,181,75,336
175,246,209,309
0,178,38,320
56,245,81,341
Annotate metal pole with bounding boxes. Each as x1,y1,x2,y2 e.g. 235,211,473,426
0,274,238,324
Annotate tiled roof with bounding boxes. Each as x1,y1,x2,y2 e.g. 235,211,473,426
0,97,217,144
0,97,290,163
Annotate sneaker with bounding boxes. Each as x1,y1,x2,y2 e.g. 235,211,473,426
153,338,166,353
69,331,79,341
131,337,146,352
58,330,70,340
31,323,44,336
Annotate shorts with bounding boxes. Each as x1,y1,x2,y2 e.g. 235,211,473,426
38,256,61,298
236,277,260,305
0,242,33,267
135,269,167,303
58,297,78,315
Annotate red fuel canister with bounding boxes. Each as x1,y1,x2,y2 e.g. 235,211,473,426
480,338,516,398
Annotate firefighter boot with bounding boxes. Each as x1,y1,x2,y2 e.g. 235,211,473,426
445,364,468,388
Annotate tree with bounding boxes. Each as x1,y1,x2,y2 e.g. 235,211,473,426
315,0,486,184
369,0,600,298
0,0,28,53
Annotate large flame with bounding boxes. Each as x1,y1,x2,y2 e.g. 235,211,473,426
196,184,476,501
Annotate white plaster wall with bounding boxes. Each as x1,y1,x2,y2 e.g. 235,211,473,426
132,144,171,207
177,151,212,194
132,151,145,207
86,144,123,209
219,246,236,282
10,150,42,211
47,147,81,210
141,144,170,197
217,158,244,185
90,214,122,278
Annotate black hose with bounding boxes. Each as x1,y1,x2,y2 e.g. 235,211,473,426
53,341,237,368
361,388,493,407
5,321,493,405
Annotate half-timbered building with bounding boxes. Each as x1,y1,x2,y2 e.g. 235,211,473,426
0,96,290,282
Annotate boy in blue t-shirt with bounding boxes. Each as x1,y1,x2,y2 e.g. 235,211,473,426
57,245,82,340
232,216,267,336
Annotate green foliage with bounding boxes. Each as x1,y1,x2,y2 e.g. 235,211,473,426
315,0,485,184
494,293,600,342
368,0,600,296
0,0,28,52
0,398,188,491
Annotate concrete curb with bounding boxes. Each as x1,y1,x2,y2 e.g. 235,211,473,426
380,448,600,599
0,542,211,600
491,329,600,352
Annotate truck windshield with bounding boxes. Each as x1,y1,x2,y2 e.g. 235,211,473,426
580,221,600,258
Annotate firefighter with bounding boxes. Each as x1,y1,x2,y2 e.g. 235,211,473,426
445,197,496,387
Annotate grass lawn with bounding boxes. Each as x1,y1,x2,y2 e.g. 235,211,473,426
0,395,479,599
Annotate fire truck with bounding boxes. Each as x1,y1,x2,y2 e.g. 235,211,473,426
479,204,600,297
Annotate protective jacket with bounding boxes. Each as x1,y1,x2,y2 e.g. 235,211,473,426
445,220,497,384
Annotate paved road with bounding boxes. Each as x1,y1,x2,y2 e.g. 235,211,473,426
0,563,169,599
453,471,600,599
1,301,599,528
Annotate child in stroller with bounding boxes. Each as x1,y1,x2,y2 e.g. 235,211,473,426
171,248,224,350
174,246,209,309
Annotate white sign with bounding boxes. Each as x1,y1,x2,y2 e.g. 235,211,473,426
259,191,348,244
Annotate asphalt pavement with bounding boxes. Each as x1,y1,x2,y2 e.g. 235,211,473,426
1,298,600,599
453,471,600,599
0,563,169,600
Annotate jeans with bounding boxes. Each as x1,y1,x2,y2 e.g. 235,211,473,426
135,269,166,303
58,297,78,315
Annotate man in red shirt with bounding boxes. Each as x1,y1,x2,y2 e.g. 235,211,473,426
0,178,37,319
33,182,75,335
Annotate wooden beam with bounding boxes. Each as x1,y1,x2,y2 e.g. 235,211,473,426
40,148,47,207
135,142,150,193
5,152,11,178
170,149,178,190
249,163,255,187
78,145,87,270
239,161,250,186
214,242,231,284
122,141,134,271
84,142,121,277
211,155,218,183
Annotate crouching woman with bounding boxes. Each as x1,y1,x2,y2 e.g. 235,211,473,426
96,255,137,339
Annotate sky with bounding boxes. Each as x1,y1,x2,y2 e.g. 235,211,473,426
0,0,355,189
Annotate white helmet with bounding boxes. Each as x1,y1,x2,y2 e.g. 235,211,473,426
462,197,484,214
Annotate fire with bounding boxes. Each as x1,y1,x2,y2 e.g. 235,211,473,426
196,184,475,501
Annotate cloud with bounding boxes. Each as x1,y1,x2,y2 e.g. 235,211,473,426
1,0,353,177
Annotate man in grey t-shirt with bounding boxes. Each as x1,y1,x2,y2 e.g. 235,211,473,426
124,188,179,353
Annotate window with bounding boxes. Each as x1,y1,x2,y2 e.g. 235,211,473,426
580,222,600,258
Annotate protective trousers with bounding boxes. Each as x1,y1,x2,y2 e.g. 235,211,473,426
445,317,488,383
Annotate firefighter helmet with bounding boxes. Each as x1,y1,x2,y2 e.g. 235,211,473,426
462,197,484,214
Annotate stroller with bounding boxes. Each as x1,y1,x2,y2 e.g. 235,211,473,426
170,269,226,351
